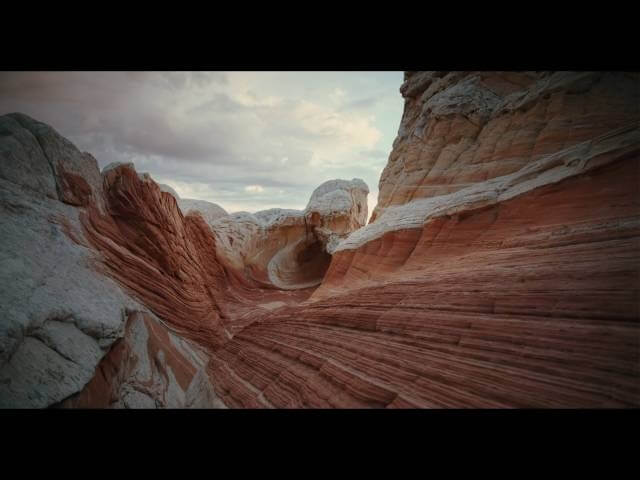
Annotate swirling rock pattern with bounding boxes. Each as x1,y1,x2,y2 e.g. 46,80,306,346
210,153,638,407
79,163,234,349
372,71,639,221
1,70,639,409
205,178,368,289
205,72,640,408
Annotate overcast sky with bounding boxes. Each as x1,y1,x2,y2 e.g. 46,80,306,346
0,71,403,216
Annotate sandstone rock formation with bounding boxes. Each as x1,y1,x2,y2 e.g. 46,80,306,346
0,117,231,408
0,113,105,209
58,311,224,408
205,178,368,290
202,72,640,408
0,115,141,407
0,112,368,408
178,198,229,224
372,71,639,220
157,182,230,225
1,71,639,409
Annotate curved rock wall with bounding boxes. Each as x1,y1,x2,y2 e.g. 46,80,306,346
0,115,144,408
205,178,368,289
207,72,640,408
372,71,639,220
79,163,233,348
0,113,369,407
2,71,638,409
205,151,639,407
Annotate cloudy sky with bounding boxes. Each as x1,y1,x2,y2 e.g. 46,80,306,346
0,71,403,217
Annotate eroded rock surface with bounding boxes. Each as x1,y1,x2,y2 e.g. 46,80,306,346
372,71,639,221
0,112,368,407
0,116,231,408
0,116,140,407
58,312,224,408
205,72,640,408
1,71,639,409
206,178,368,290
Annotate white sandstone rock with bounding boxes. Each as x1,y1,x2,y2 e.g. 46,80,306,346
204,178,369,288
0,176,144,407
0,115,58,199
305,178,369,219
0,113,146,408
158,183,180,199
178,198,228,225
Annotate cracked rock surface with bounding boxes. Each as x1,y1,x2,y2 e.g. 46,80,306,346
0,117,142,407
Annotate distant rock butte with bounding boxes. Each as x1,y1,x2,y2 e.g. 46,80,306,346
1,70,639,408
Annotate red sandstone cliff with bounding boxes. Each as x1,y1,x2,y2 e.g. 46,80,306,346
203,72,640,408
212,153,638,407
1,71,638,408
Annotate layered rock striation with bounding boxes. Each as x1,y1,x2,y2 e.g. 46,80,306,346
205,72,640,408
1,71,639,409
372,71,639,220
0,113,368,407
210,152,638,407
201,178,368,290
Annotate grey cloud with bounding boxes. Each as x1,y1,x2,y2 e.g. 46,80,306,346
340,96,379,111
190,71,228,87
100,116,231,161
0,71,402,212
187,93,248,115
360,149,389,159
161,72,189,90
158,72,229,91
141,157,315,190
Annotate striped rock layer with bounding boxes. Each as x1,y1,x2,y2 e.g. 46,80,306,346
204,72,640,408
1,71,638,408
